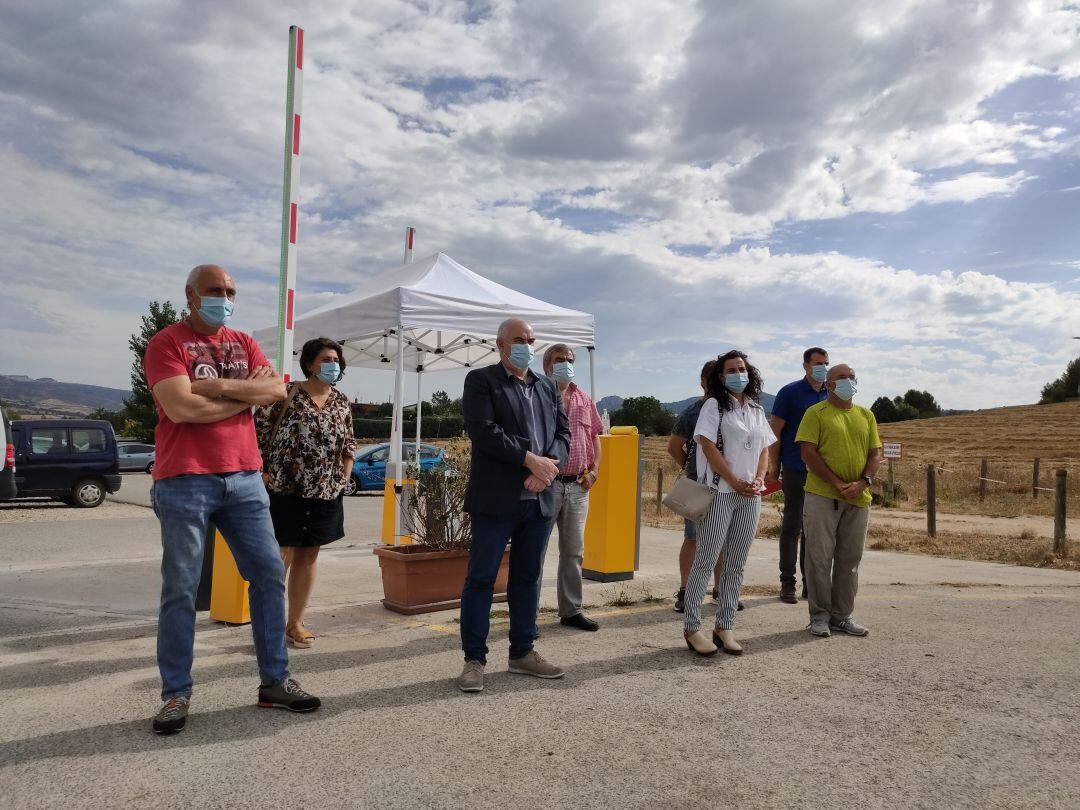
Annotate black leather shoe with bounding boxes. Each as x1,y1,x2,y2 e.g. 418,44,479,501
560,613,599,631
780,582,798,604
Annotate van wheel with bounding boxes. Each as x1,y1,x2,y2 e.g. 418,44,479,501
72,478,106,508
145,462,154,474
344,475,359,497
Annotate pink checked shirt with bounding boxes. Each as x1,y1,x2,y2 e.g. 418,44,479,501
559,383,603,476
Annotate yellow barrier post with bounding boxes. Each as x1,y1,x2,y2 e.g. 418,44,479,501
583,426,642,581
209,530,250,624
380,477,415,544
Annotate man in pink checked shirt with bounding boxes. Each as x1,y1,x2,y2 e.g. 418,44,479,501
539,344,603,632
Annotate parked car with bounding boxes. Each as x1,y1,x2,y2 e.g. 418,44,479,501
345,442,445,496
5,419,122,507
117,442,155,473
0,406,16,500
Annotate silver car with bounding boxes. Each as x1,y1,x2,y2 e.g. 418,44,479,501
117,442,155,473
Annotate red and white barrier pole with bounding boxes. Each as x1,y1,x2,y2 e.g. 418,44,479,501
275,26,304,381
403,225,415,264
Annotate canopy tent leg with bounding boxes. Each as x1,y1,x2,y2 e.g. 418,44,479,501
588,346,596,402
415,353,424,467
391,325,405,544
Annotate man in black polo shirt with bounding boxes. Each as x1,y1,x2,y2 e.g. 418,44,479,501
766,347,829,603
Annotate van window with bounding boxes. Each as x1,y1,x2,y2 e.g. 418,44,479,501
72,428,108,454
31,429,70,455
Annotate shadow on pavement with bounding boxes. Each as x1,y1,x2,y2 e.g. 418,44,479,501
1,613,816,766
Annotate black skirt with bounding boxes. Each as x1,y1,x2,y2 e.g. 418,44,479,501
268,492,345,548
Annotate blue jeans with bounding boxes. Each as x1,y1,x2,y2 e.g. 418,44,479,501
461,500,552,665
151,471,289,700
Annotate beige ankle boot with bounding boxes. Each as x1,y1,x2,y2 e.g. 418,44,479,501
683,629,718,656
712,628,743,655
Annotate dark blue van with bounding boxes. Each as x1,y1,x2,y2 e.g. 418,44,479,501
6,419,122,507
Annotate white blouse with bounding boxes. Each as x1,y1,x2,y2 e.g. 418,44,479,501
693,395,777,493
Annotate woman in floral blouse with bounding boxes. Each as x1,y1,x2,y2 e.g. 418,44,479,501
255,337,356,648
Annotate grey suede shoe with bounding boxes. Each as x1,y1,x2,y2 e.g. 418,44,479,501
508,651,565,679
257,677,321,712
152,697,189,735
830,617,870,637
457,660,485,692
808,620,831,638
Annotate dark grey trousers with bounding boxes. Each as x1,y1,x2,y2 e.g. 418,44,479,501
779,468,808,585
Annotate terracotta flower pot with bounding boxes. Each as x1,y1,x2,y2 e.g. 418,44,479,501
373,544,510,615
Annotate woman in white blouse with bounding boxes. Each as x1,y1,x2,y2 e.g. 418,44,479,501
683,350,776,656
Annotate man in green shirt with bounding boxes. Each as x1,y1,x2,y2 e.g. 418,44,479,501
795,364,882,638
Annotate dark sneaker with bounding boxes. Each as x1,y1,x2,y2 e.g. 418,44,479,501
737,600,745,611
711,587,719,602
457,660,485,693
830,617,869,637
673,588,686,613
780,582,798,604
508,650,565,679
808,620,831,638
257,677,321,712
152,697,189,735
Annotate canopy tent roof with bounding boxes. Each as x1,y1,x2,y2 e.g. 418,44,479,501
253,252,596,373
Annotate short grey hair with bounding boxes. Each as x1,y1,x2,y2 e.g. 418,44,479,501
543,343,574,367
185,264,211,294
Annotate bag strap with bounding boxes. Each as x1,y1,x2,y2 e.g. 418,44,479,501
265,382,300,450
711,406,725,487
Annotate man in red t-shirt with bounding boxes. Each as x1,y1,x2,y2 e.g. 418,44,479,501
144,264,321,734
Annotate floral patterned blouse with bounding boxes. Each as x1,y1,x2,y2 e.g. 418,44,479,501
255,385,357,500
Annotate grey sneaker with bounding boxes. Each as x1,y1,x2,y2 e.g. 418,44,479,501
152,696,190,735
830,617,869,637
508,650,565,679
257,677,321,712
808,620,831,638
457,660,485,692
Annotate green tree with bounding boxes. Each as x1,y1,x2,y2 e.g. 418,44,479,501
1040,357,1080,403
870,396,901,424
430,389,461,415
124,300,185,441
901,389,942,418
3,405,22,421
611,396,676,436
86,407,127,434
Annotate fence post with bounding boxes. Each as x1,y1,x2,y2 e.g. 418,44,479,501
1032,458,1040,499
887,458,895,500
927,464,937,538
656,467,663,515
1054,469,1068,556
979,457,988,501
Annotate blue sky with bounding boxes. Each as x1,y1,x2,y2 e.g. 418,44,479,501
1,0,1079,410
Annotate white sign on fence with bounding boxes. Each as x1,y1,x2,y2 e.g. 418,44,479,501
882,442,903,460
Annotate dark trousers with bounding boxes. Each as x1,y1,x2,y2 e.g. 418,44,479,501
461,499,552,665
779,468,808,585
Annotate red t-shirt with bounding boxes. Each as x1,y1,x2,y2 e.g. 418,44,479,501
144,322,270,480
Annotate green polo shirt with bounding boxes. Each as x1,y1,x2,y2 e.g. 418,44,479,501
795,400,882,507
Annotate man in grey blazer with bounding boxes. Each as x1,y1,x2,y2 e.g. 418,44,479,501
456,317,571,693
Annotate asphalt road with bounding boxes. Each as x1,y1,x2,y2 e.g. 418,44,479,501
2,488,1079,808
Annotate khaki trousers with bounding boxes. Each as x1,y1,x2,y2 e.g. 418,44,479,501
802,491,870,624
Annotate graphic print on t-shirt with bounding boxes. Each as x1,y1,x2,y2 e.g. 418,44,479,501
183,339,250,380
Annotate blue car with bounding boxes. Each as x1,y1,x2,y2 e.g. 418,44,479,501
345,442,445,495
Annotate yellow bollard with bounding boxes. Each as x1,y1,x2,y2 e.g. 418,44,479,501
209,531,250,624
583,427,642,581
380,477,415,544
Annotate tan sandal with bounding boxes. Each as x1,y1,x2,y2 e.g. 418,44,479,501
286,624,314,649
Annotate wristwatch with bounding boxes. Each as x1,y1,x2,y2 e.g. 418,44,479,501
862,475,873,486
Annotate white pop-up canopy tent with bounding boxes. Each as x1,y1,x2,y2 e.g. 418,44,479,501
253,252,597,541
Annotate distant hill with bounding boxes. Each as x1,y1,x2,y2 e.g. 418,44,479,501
597,392,776,417
0,375,130,418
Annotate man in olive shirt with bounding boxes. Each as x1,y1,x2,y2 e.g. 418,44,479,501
795,364,882,638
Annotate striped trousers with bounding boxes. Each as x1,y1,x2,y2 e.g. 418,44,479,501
683,491,761,632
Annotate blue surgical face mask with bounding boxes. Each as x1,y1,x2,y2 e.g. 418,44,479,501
811,364,828,383
197,296,234,328
508,343,534,370
832,378,857,401
317,361,341,384
724,371,749,394
551,361,575,383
